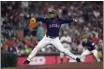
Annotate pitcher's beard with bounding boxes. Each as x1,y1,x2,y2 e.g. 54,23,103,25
50,17,57,20
50,18,54,20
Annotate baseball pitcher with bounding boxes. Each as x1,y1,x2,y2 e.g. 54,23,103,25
23,10,81,64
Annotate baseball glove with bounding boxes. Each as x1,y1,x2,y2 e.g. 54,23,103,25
29,17,37,29
98,52,103,59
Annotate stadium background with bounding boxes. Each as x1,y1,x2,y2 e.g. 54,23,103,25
1,1,103,68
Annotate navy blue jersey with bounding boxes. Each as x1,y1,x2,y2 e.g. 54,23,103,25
82,40,95,51
36,18,73,37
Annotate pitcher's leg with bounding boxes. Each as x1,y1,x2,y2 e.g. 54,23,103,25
52,38,77,60
24,36,50,64
27,40,49,61
80,50,91,62
92,49,101,62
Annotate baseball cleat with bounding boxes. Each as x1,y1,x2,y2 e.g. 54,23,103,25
23,60,30,65
76,58,81,62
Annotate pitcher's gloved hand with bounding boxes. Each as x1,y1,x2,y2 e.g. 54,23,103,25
29,17,37,29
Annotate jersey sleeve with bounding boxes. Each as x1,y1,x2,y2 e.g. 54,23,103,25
60,18,73,24
36,18,48,24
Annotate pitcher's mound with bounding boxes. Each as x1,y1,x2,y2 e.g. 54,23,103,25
18,62,103,69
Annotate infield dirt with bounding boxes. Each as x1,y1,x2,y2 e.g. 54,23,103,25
15,62,103,69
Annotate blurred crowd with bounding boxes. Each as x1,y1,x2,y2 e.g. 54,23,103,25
1,1,103,56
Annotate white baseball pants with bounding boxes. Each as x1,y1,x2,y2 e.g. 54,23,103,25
27,35,77,61
60,46,71,59
80,49,101,62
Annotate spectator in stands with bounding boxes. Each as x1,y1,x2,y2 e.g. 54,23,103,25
7,45,17,54
25,46,32,54
60,31,72,63
91,33,99,44
1,2,103,56
36,22,45,41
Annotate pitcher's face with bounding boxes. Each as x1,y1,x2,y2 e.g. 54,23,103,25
50,13,57,19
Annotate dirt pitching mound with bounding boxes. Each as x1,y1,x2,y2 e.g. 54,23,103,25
18,62,103,69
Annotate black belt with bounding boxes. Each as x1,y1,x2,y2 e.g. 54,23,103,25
46,35,57,39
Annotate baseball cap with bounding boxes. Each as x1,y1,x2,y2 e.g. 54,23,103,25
48,10,59,18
